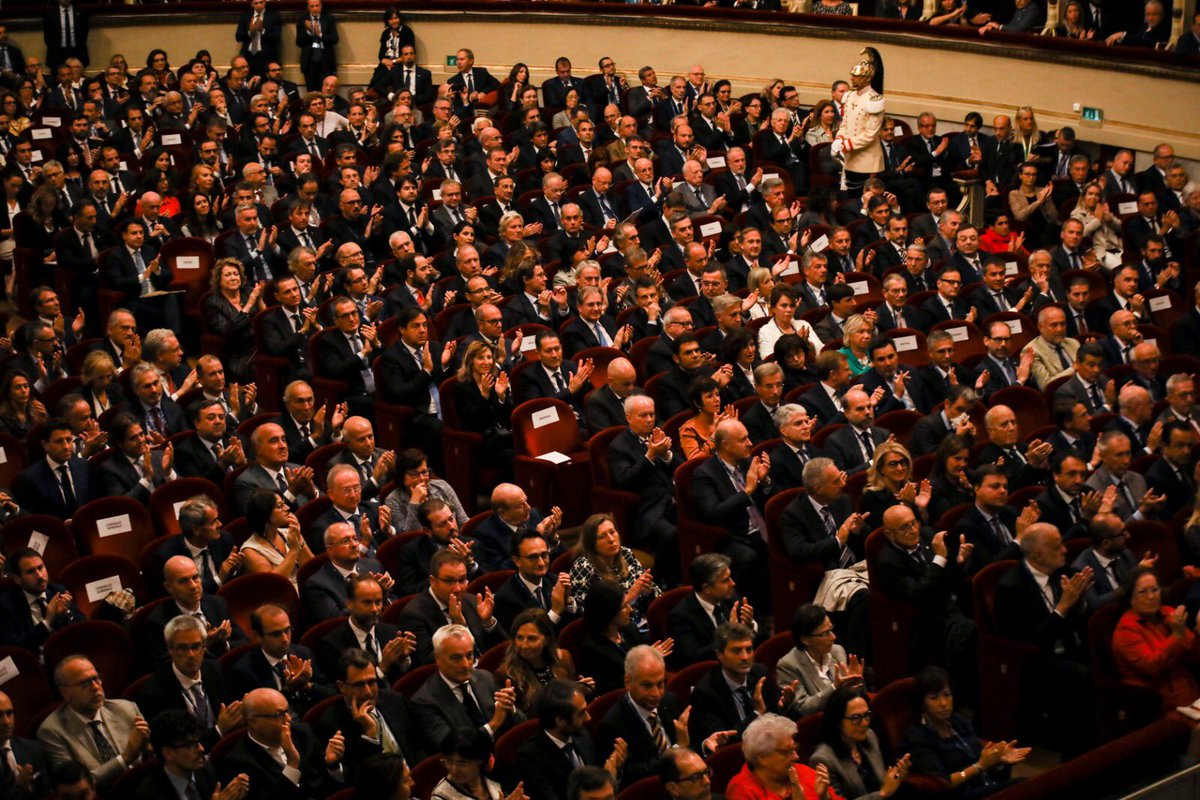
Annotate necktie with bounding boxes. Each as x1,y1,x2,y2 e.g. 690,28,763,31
275,471,289,495
1108,557,1123,588
64,9,73,48
290,313,302,332
363,631,380,663
198,549,218,593
308,141,319,158
859,430,875,459
647,711,671,754
88,721,119,763
593,321,611,347
190,683,213,728
1069,497,1083,522
714,603,728,625
58,465,76,507
465,72,475,94
1116,479,1136,514
994,292,1009,312
822,507,853,567
533,585,546,610
251,14,262,53
1076,313,1088,333
273,660,287,690
299,423,310,440
1089,385,1104,411
185,778,203,800
894,308,905,328
598,194,614,219
1122,345,1132,365
1,746,13,789
734,685,755,720
1006,447,1026,465
459,682,485,726
1054,345,1071,370
149,406,166,435
552,371,566,393
1003,359,1017,384
730,465,766,539
564,742,583,768
991,517,1012,545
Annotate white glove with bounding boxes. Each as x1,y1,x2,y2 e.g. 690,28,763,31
830,138,845,158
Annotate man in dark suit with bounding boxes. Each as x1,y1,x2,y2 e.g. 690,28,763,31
743,364,783,445
1145,421,1196,519
140,556,249,668
578,167,623,229
688,623,785,745
302,521,390,622
135,616,230,743
227,604,331,714
0,25,26,76
259,274,320,381
909,385,978,458
824,389,890,476
954,465,1025,571
0,548,84,652
693,421,775,611
233,422,318,514
44,0,89,68
307,466,395,555
314,648,418,777
378,307,449,461
858,340,921,418
217,687,334,800
769,404,822,491
1071,513,1145,610
585,357,638,434
134,711,224,800
94,413,176,503
668,553,761,669
919,267,973,326
1054,342,1113,415
875,504,976,685
174,399,247,488
780,457,865,570
236,0,283,76
513,330,591,419
295,0,338,91
470,484,559,577
411,623,524,747
314,574,414,683
562,285,631,357
388,45,435,105
103,218,179,331
799,352,851,427
396,499,478,596
517,680,603,800
13,420,90,520
973,321,1035,402
152,495,238,596
494,529,573,634
277,379,336,466
1033,452,1095,542
445,48,500,115
398,550,506,666
977,405,1053,491
128,362,188,437
994,523,1094,756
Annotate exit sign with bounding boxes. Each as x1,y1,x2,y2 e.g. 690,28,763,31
445,55,457,67
1080,106,1103,123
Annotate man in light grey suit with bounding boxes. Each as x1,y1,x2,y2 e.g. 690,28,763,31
676,160,722,219
1084,430,1163,521
233,422,319,514
775,604,863,717
38,656,149,791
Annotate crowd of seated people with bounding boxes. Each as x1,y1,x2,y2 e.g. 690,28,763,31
0,2,1197,800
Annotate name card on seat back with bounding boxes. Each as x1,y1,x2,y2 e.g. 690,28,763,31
1004,319,1022,335
27,531,48,554
706,156,726,168
536,451,571,464
161,133,184,146
699,221,722,238
31,128,52,140
531,407,560,429
177,256,201,270
848,281,869,295
86,576,123,603
0,656,17,686
1148,295,1172,312
97,514,132,537
893,335,918,352
42,116,61,127
946,326,969,342
1117,201,1138,215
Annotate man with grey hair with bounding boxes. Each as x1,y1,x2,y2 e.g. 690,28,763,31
700,293,743,354
128,360,188,436
770,404,820,489
744,363,784,445
38,656,148,790
564,284,632,356
1086,430,1164,520
141,328,193,399
1158,372,1200,435
646,305,694,377
154,494,240,595
782,457,865,569
1126,340,1165,402
303,520,392,621
1108,382,1160,455
668,553,758,668
412,623,522,747
608,394,681,586
136,615,233,741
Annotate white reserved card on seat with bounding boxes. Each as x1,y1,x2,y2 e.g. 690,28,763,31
536,451,571,464
97,514,132,537
86,576,123,603
0,656,17,686
531,407,560,429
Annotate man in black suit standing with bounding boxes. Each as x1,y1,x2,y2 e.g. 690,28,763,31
315,649,418,777
378,307,452,463
693,420,774,611
135,616,232,743
994,524,1094,756
398,550,507,666
667,554,760,669
314,574,415,684
606,394,680,586
227,604,331,714
0,25,26,76
295,0,338,91
517,680,605,800
824,388,890,476
104,219,180,331
13,420,90,520
236,0,281,77
44,0,89,68
493,530,573,633
261,275,318,384
445,48,499,117
688,623,787,746
0,548,83,652
411,624,523,748
388,45,434,105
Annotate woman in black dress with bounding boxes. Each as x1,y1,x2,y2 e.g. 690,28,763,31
451,340,514,476
203,257,265,383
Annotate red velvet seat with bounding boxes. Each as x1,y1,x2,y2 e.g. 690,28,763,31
511,398,592,526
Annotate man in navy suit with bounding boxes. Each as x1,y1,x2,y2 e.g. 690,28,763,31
445,48,500,116
667,553,761,669
0,548,84,652
13,420,90,520
0,688,52,799
152,495,239,596
688,623,785,745
824,388,891,475
227,604,331,713
103,218,180,330
909,385,978,458
377,307,451,462
769,404,822,491
471,483,560,576
134,616,231,743
94,413,177,503
858,339,920,417
799,352,850,427
954,465,1024,572
140,556,249,668
128,362,188,437
1071,512,1146,609
525,173,567,234
692,421,775,611
517,679,603,800
302,520,392,621
513,330,592,418
493,529,573,633
919,267,974,326
562,286,631,358
973,320,1035,402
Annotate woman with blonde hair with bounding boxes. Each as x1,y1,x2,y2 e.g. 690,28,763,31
1070,180,1123,269
451,339,514,475
80,350,127,417
837,314,874,376
858,441,931,531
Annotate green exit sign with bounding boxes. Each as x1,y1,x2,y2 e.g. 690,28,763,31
1080,106,1103,123
445,55,457,67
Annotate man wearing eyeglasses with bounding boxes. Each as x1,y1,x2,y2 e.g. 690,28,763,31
135,616,235,745
399,549,506,667
228,604,329,714
661,747,716,800
134,709,245,800
37,656,148,791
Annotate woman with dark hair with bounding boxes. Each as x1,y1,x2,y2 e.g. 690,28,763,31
777,604,863,717
774,334,818,393
240,488,312,589
928,435,974,522
498,608,588,715
574,580,650,695
145,49,177,90
430,726,514,800
436,220,477,276
797,187,837,229
811,687,909,800
378,8,415,62
355,753,413,800
140,168,181,216
804,100,839,148
712,79,736,114
451,339,515,476
719,328,759,401
732,95,766,147
568,513,660,625
178,193,223,242
679,375,737,460
1112,566,1200,707
22,184,67,258
204,257,265,382
499,63,532,114
903,666,1027,798
977,209,1027,257
383,448,469,533
0,370,45,438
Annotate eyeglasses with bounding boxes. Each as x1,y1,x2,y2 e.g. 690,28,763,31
883,459,909,468
521,551,551,561
677,767,712,783
406,469,432,478
250,710,290,721
846,710,873,724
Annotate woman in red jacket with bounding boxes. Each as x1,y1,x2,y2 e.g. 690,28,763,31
727,713,844,800
1112,566,1200,707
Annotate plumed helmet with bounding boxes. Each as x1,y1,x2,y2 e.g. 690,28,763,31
851,47,885,95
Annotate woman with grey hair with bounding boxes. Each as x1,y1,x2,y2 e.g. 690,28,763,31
726,713,837,800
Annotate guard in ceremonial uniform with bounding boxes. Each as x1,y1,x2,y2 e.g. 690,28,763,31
832,47,885,195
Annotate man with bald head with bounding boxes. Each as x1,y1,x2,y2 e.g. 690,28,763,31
0,688,51,798
692,420,774,609
976,404,1053,490
995,522,1094,754
579,165,621,229
139,555,248,665
218,687,340,800
586,356,640,432
1106,382,1158,456
328,415,394,502
38,657,148,791
233,422,318,514
303,520,392,620
1024,305,1079,389
1072,512,1150,609
470,483,564,574
1100,309,1143,369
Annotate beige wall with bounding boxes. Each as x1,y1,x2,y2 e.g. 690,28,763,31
10,8,1199,157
